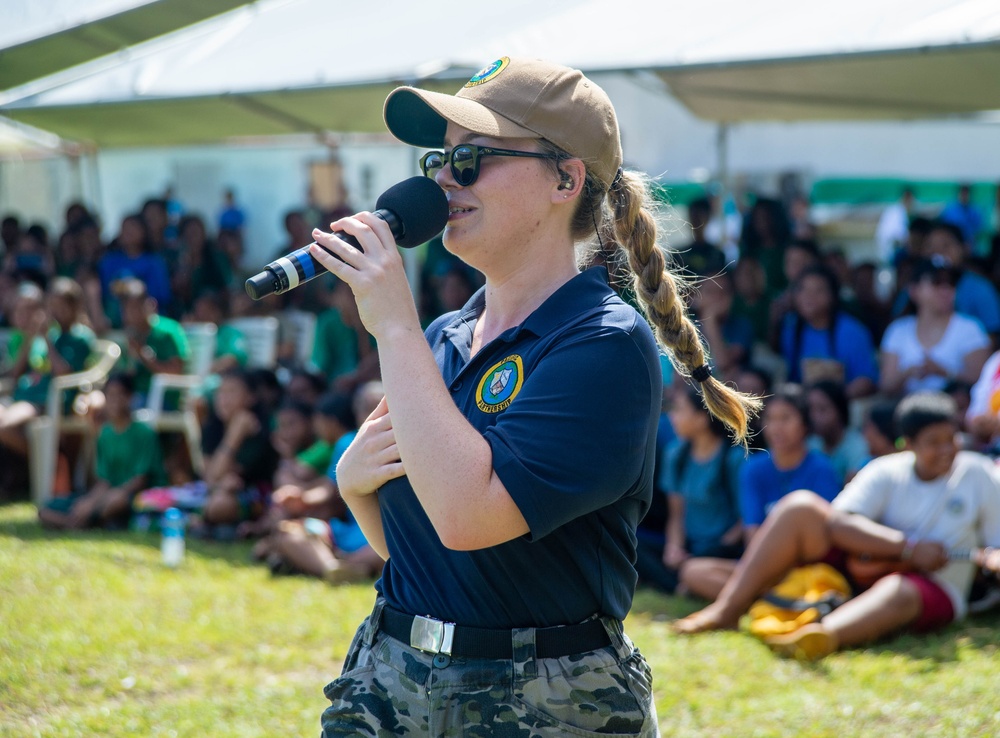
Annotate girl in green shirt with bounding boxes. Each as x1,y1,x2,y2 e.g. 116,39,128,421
39,373,163,529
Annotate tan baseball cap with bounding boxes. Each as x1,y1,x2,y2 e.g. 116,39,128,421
384,57,623,189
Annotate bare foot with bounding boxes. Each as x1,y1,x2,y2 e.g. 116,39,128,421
672,604,740,634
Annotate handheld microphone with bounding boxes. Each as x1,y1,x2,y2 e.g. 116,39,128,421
245,176,449,300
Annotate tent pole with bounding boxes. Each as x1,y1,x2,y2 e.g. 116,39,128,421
403,147,420,299
716,122,730,253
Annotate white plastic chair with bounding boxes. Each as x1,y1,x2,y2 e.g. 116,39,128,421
226,316,279,369
134,322,218,476
281,309,317,369
27,339,122,507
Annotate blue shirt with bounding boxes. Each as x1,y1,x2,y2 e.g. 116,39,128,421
326,431,368,554
739,449,841,526
376,268,662,628
98,251,172,309
956,272,1000,334
941,201,983,247
659,441,745,556
780,312,878,385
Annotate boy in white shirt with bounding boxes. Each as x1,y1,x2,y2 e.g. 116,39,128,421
674,391,1000,659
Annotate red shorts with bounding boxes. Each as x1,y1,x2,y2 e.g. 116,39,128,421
823,548,955,632
900,573,955,632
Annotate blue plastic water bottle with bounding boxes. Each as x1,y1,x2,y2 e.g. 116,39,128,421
161,507,185,568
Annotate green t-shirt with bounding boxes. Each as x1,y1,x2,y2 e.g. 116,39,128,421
96,420,165,488
215,323,248,367
296,439,334,474
10,324,95,407
311,309,376,381
123,315,191,396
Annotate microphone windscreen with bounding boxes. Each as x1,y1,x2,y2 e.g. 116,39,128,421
376,176,449,248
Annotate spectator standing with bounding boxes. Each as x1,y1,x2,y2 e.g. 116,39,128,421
875,187,915,266
218,188,246,233
940,183,984,254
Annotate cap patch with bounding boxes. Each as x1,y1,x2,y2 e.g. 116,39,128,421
465,57,510,88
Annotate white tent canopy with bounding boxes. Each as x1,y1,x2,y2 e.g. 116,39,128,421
466,0,1000,121
0,0,560,146
2,0,999,146
0,0,256,91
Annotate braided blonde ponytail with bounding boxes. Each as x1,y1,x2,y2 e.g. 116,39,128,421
603,171,761,444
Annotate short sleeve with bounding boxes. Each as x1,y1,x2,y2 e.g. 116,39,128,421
487,325,659,540
831,455,894,518
659,442,685,495
880,319,907,356
738,454,769,526
326,431,357,483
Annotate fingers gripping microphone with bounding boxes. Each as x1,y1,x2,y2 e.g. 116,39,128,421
245,176,449,300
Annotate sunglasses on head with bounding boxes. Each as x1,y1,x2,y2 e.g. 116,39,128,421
419,143,562,187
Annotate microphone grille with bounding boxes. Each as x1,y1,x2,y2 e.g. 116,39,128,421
376,176,449,248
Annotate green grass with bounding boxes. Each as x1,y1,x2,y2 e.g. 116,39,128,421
2,502,999,737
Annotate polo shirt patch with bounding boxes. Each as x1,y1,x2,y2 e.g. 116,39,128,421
476,354,524,413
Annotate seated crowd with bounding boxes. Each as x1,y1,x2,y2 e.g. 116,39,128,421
2,185,1000,646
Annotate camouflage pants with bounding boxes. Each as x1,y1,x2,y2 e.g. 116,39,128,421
321,598,659,737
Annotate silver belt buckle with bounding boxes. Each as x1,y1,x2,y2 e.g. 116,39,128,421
410,614,455,655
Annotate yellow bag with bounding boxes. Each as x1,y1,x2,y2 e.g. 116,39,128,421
747,563,851,639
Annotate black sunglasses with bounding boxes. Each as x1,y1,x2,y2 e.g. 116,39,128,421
419,144,562,187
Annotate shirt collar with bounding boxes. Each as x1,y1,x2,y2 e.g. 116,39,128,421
448,265,613,333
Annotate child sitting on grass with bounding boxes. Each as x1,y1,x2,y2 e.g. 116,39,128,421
250,392,356,556
199,369,278,534
259,383,385,582
39,372,163,529
674,391,1000,660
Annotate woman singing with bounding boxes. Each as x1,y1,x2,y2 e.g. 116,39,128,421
309,57,759,736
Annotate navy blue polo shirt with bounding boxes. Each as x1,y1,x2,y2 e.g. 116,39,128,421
376,267,662,629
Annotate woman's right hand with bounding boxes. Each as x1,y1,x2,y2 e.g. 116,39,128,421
337,397,405,500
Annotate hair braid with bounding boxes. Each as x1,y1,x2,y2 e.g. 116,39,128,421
609,171,761,444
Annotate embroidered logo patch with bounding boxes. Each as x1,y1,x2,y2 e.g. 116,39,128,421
464,57,510,88
476,354,524,413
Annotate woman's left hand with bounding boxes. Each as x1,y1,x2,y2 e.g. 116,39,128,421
309,215,420,340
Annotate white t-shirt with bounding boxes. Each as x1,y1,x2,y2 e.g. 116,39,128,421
833,451,1000,618
875,202,909,264
881,314,990,394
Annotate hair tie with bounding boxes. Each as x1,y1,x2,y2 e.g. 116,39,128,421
692,364,713,383
610,167,623,190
